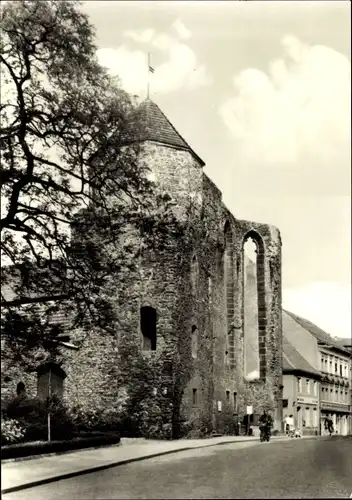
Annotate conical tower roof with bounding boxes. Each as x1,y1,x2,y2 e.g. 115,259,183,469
138,98,205,166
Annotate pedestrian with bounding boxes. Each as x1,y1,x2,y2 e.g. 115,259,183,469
233,413,239,436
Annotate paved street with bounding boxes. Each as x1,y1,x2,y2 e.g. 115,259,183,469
3,436,352,499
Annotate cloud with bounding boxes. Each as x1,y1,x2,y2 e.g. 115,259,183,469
219,35,351,181
124,28,155,44
283,282,351,338
244,370,260,382
97,21,211,96
172,18,192,40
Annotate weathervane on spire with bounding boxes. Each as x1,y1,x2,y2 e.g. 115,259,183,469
147,52,154,99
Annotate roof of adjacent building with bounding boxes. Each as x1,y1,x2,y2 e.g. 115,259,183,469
284,309,351,355
333,337,352,348
282,336,320,376
138,98,205,166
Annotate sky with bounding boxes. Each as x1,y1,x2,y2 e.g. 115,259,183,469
80,1,352,338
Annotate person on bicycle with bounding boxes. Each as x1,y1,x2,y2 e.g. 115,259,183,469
259,409,273,439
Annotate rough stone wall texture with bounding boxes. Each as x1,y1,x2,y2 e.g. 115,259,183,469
1,135,283,437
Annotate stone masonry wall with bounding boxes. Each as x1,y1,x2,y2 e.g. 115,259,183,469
1,138,283,437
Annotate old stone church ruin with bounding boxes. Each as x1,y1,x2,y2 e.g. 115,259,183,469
1,100,283,438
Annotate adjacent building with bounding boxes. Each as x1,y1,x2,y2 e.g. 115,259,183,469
283,310,351,436
282,336,321,435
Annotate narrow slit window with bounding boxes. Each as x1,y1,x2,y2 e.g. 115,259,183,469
192,388,197,406
191,325,198,359
141,306,157,351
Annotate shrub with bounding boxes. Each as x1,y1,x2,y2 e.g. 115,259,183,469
1,416,26,445
4,394,74,442
67,405,123,436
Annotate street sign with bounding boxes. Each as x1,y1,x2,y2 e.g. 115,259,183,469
246,405,253,415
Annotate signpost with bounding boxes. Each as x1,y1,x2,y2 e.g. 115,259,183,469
47,367,51,442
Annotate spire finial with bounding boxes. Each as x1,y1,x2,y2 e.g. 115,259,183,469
147,52,154,99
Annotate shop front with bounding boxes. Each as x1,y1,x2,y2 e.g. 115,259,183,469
320,402,350,436
296,396,319,436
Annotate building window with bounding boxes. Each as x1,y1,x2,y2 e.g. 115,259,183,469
243,231,266,379
37,363,66,401
335,362,338,373
192,388,198,406
233,392,237,410
191,325,198,359
16,381,26,396
305,407,310,427
313,381,317,396
226,390,230,402
297,377,302,393
141,306,157,351
282,399,288,408
306,379,310,393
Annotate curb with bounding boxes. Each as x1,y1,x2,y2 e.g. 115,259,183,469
0,435,311,495
1,442,123,464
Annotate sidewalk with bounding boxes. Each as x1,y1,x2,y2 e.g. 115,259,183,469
1,434,315,494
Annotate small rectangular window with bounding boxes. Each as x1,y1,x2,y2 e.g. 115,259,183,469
226,390,230,402
335,363,338,373
282,399,288,408
233,392,237,410
339,365,342,376
192,388,197,406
